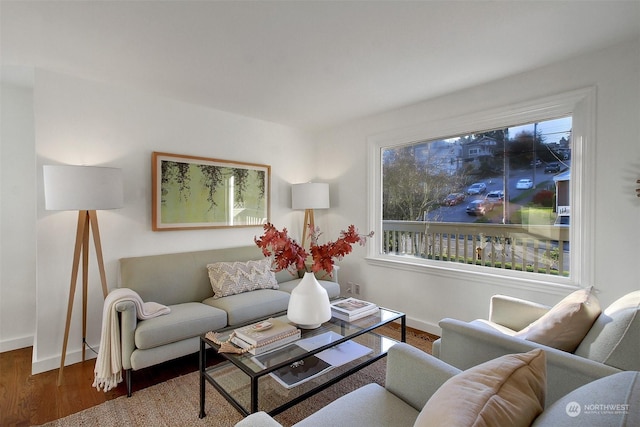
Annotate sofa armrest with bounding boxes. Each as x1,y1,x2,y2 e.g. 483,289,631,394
437,317,621,405
234,411,283,427
489,294,551,331
385,342,460,411
115,300,137,370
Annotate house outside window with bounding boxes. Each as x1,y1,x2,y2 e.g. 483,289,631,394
367,88,595,289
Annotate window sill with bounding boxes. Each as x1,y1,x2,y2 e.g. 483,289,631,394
365,254,579,296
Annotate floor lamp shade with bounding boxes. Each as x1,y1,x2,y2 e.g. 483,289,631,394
291,183,330,210
43,165,124,211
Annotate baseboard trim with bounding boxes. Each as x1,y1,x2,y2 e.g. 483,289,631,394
0,335,33,353
31,345,99,375
388,316,441,337
406,317,441,337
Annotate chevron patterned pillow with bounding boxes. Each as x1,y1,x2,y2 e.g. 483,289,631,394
207,259,278,299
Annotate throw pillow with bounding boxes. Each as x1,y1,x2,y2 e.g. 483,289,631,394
514,287,601,352
207,259,278,299
414,349,546,427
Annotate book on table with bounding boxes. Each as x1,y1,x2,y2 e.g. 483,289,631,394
233,318,300,354
330,298,378,321
331,306,379,321
265,354,333,389
234,317,299,345
231,331,301,355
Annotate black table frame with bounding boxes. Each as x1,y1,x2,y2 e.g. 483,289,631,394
199,308,406,418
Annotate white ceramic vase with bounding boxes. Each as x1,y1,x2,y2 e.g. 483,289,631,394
287,272,331,329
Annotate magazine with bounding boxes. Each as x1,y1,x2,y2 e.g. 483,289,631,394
295,331,343,352
266,355,333,389
312,337,373,367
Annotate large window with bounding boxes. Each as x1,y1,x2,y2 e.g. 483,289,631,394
368,89,595,287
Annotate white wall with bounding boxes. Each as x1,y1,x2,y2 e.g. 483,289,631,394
0,81,37,352
31,70,317,373
317,38,640,334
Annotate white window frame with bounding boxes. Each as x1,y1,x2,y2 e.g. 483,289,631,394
367,87,596,291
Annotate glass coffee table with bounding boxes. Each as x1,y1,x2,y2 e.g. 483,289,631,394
199,307,405,417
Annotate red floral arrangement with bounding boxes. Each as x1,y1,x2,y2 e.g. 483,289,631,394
254,223,374,276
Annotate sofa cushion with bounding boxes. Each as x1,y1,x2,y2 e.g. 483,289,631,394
574,291,640,370
203,289,290,326
532,371,640,426
134,302,227,349
278,278,341,299
514,287,601,352
207,259,278,299
294,383,419,427
414,349,546,427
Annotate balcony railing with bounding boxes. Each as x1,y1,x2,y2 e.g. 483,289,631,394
382,220,570,276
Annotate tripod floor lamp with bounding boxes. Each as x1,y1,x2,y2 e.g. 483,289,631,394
43,165,123,385
291,182,330,247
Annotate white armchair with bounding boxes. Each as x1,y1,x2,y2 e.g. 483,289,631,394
432,291,640,405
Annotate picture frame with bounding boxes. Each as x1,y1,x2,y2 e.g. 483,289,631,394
152,152,270,231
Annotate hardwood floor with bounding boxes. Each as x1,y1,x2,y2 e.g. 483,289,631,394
0,346,223,426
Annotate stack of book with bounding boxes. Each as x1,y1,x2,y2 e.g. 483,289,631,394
330,298,378,321
231,318,301,355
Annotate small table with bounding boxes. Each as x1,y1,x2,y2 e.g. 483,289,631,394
199,307,405,417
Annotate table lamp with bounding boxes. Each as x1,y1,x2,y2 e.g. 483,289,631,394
291,182,330,247
43,165,123,385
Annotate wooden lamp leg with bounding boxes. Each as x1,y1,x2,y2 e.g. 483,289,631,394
81,213,89,362
58,210,87,386
57,210,109,386
89,211,109,299
301,208,315,248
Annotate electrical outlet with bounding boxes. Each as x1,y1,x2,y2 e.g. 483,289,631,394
346,281,354,294
354,283,361,295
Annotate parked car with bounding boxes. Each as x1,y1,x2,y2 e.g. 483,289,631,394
466,182,487,195
485,190,505,206
530,159,542,168
545,162,561,173
442,192,465,206
516,178,534,190
466,199,493,216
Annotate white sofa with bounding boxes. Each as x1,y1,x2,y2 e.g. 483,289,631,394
432,291,640,405
116,245,340,396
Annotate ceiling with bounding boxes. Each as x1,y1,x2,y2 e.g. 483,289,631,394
2,1,639,131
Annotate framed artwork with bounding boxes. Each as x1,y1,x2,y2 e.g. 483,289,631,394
152,152,270,231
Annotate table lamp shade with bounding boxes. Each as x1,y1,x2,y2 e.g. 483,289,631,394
43,165,124,211
291,183,330,210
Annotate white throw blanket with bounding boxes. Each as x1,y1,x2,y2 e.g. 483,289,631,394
93,288,170,392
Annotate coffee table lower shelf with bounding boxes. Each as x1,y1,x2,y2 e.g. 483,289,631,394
199,310,406,417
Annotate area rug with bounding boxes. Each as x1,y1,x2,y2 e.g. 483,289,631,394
39,327,434,427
